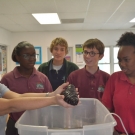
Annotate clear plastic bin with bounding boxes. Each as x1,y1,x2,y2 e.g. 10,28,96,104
15,98,116,135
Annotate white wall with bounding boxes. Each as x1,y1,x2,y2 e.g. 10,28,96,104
7,29,135,72
0,27,11,46
0,27,12,76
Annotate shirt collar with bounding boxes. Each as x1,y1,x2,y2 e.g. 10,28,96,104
49,58,65,71
84,66,107,88
120,71,132,83
13,66,37,78
84,66,100,78
49,59,53,71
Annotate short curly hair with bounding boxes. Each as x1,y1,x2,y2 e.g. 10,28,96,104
12,41,34,62
50,37,68,53
116,32,135,47
82,38,104,55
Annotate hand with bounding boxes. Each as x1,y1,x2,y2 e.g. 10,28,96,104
54,82,69,95
54,82,79,95
54,94,74,108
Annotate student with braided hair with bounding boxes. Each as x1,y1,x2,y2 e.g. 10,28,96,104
0,41,75,135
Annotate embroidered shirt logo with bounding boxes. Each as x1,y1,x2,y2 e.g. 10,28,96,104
36,83,44,89
62,76,65,82
97,86,104,92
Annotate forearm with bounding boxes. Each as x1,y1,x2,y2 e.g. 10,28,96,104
20,82,69,98
0,96,56,116
10,97,56,111
0,82,72,116
20,91,56,98
20,93,46,97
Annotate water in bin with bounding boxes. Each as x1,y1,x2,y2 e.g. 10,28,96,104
41,102,96,129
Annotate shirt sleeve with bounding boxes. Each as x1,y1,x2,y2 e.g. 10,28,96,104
102,74,115,111
0,83,9,97
66,72,74,84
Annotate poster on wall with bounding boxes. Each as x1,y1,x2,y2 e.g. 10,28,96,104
35,46,42,64
0,45,7,76
65,56,71,61
0,48,3,73
75,44,83,63
16,46,42,65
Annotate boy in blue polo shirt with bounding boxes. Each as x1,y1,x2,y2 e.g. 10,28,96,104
38,37,79,91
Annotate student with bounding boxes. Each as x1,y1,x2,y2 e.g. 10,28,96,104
102,32,135,135
67,38,110,100
38,37,79,91
0,82,74,135
0,41,52,135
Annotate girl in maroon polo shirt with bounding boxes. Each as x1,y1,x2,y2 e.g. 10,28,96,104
102,32,135,135
1,41,76,135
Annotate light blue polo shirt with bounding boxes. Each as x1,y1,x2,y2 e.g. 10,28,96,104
0,83,9,135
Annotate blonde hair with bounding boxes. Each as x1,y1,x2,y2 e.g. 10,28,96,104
50,37,68,53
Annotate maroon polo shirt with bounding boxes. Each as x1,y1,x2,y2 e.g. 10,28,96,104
102,71,135,133
67,66,110,101
0,66,53,121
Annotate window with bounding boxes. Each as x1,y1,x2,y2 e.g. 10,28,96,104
98,47,110,74
98,46,122,74
113,47,121,72
76,46,121,74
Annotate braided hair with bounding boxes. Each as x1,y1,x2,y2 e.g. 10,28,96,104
12,41,34,62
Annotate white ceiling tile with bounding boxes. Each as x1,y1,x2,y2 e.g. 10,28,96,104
88,0,124,12
118,0,135,12
0,24,27,32
58,12,86,19
21,24,67,31
56,0,90,12
82,23,103,30
5,14,39,24
0,15,16,24
61,24,83,30
85,12,113,23
18,0,57,13
107,12,135,23
101,23,131,30
0,0,27,14
0,0,135,32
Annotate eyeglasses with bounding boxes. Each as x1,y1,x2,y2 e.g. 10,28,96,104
83,50,100,57
21,54,37,60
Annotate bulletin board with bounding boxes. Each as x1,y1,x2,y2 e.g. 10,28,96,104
75,44,83,64
0,45,7,76
35,46,42,64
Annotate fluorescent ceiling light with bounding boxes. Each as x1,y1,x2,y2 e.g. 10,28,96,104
130,18,135,22
32,13,61,24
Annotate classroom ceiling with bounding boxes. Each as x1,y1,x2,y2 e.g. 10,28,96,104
0,0,135,32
